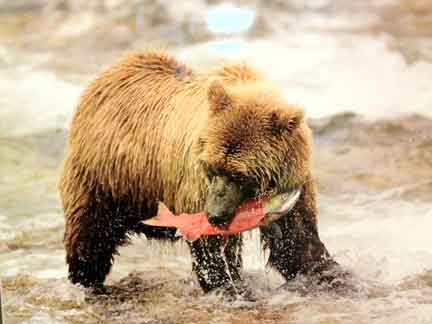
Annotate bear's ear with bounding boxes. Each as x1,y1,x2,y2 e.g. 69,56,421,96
207,80,233,114
270,109,304,135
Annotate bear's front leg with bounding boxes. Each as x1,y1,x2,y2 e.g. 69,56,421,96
263,177,344,286
188,234,245,295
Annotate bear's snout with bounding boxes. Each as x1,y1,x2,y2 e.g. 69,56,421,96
205,175,243,227
206,208,235,227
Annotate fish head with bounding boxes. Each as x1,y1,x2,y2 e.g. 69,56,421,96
260,189,302,226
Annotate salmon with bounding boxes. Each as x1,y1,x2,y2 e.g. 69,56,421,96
143,190,301,241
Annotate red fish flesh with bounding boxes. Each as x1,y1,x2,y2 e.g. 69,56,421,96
143,190,301,241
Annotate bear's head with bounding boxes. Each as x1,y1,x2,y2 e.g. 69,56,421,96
197,80,312,226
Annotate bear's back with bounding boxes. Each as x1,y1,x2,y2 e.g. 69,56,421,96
71,50,196,130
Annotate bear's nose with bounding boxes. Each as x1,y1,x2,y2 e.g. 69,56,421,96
207,210,233,227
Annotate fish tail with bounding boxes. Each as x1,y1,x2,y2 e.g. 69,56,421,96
143,202,175,226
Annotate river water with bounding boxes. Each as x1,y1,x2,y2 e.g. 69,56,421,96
1,1,432,323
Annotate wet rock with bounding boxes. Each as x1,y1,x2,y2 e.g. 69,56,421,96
0,0,48,11
38,0,212,48
399,270,432,290
311,113,432,198
380,0,432,37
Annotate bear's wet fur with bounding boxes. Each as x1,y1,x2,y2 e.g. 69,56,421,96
59,50,339,293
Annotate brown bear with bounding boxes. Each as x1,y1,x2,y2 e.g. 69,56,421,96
59,50,338,294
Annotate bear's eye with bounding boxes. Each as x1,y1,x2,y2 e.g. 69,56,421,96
224,141,240,157
225,145,237,156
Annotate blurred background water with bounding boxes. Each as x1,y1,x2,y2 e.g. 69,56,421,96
1,1,432,323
